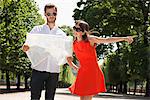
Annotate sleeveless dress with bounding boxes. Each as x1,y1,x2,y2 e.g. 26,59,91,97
69,40,106,96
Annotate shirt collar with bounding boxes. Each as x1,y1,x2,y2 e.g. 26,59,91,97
44,24,59,31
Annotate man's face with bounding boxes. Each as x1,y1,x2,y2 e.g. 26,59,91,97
45,8,57,23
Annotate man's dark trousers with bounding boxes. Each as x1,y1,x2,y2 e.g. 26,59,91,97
30,69,59,100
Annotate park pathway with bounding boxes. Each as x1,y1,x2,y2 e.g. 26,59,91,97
0,88,150,100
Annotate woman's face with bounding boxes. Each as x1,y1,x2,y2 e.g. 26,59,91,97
73,24,83,37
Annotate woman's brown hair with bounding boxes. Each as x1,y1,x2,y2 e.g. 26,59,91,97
75,20,90,41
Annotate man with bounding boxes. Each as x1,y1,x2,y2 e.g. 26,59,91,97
22,3,66,100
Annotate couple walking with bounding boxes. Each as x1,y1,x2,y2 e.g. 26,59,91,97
22,3,134,100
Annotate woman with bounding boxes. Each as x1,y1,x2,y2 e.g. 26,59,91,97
67,20,133,100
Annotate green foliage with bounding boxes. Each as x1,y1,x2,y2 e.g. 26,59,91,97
60,25,73,36
59,65,75,84
0,0,44,74
73,0,144,35
106,51,128,84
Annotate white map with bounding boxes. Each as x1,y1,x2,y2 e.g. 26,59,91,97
25,33,73,67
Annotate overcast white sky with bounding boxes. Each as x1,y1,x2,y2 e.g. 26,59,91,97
34,0,80,27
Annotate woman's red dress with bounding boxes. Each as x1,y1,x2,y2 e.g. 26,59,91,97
69,40,106,96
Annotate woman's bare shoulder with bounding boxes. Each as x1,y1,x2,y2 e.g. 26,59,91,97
88,35,98,41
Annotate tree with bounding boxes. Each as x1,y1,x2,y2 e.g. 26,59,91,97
0,0,44,89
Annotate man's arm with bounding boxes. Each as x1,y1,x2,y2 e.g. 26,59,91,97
22,26,39,52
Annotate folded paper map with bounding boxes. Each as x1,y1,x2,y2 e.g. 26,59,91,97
25,33,73,67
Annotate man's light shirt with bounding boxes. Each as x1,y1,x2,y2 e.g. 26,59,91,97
25,24,73,73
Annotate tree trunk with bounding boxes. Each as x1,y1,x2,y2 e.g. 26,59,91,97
123,81,128,94
1,70,4,80
134,80,137,95
16,74,20,89
118,81,123,93
24,74,29,89
6,70,10,90
145,78,150,97
109,84,113,92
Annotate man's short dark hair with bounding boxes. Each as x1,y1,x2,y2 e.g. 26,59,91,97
44,3,57,13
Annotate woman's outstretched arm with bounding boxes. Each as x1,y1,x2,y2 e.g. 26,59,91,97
89,35,134,44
